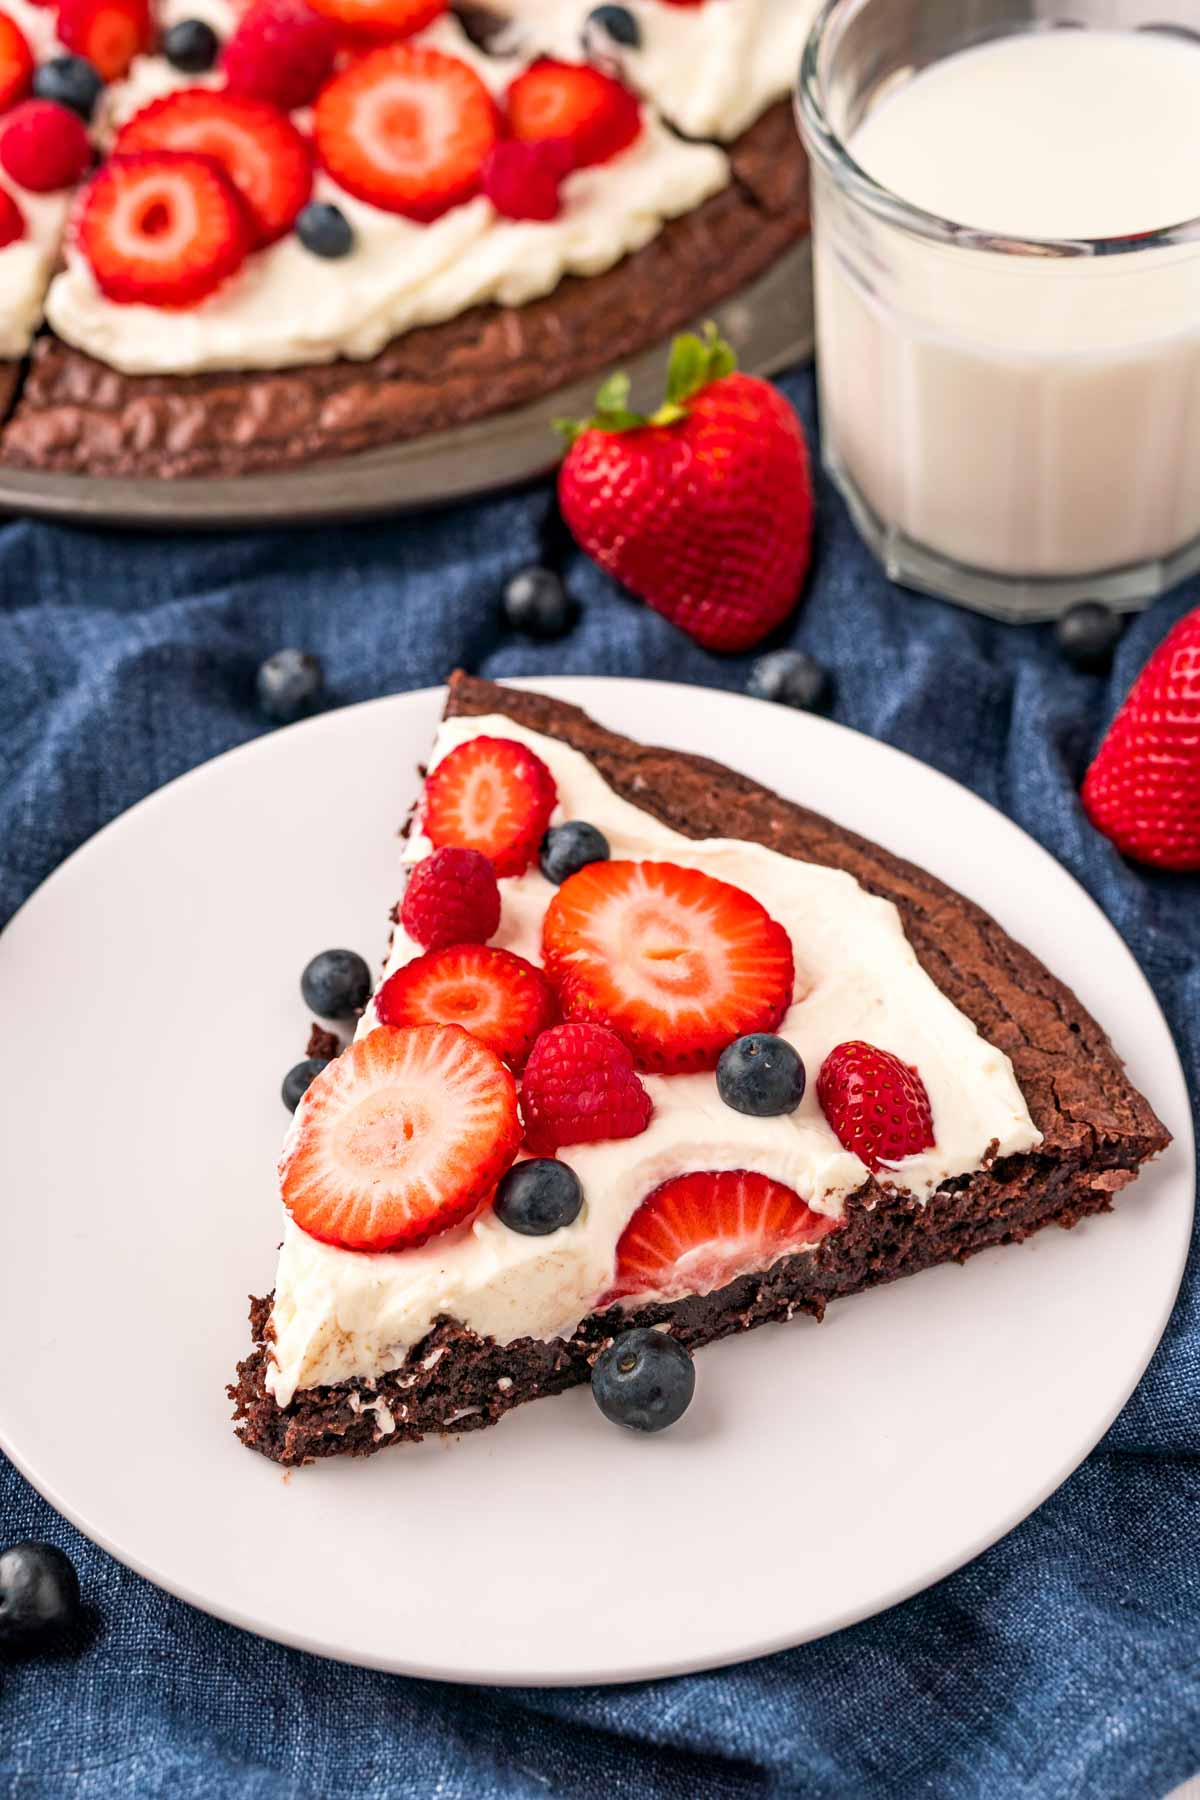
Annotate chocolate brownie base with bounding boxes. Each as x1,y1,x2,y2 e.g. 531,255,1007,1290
230,676,1169,1465
0,102,808,480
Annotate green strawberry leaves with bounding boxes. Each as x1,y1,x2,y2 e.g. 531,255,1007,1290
554,323,738,445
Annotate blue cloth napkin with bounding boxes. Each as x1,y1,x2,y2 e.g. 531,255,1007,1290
1,367,1197,1800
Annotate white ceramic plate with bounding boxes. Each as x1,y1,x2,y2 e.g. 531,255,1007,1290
0,678,1191,1687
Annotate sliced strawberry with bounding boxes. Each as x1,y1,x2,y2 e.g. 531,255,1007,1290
0,13,33,114
115,90,312,245
75,153,250,308
607,1170,838,1304
57,0,151,79
422,735,557,877
280,1022,521,1252
505,59,640,170
375,944,556,1070
0,183,22,246
313,43,497,222
816,1041,935,1173
307,0,444,38
542,860,795,1073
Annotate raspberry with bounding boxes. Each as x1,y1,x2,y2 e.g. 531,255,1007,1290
222,0,337,111
482,140,562,222
520,1021,652,1153
399,846,501,951
0,187,24,249
0,100,90,192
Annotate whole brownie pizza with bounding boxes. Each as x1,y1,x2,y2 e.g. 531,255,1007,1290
0,0,813,478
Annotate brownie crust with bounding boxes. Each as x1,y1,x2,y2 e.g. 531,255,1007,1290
0,102,809,481
230,676,1169,1465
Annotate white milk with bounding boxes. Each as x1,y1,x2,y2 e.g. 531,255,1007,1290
812,27,1200,590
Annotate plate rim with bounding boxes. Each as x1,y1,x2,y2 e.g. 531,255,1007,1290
0,675,1192,1686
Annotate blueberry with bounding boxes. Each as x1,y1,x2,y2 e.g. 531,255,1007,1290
591,1328,695,1433
502,566,576,639
282,1056,330,1112
749,648,831,711
495,1159,583,1235
716,1033,805,1117
1055,602,1125,673
300,949,372,1018
256,648,324,724
32,55,103,121
297,201,355,259
162,18,220,71
539,820,610,884
583,3,640,51
0,1544,81,1649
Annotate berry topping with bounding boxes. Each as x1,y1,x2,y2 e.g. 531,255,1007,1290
313,43,497,222
590,1328,694,1433
115,90,312,245
481,138,563,221
608,1170,837,1304
296,198,353,257
75,152,249,306
57,0,151,79
300,947,372,1017
162,17,219,71
505,58,640,170
582,4,640,54
1081,604,1200,869
32,53,103,121
542,860,794,1073
494,1157,583,1235
539,819,609,885
1055,600,1125,674
0,99,89,190
376,943,555,1069
223,0,336,110
256,647,324,721
399,845,501,951
280,1023,521,1252
0,14,33,115
0,184,22,246
422,735,557,877
0,1543,81,1649
748,648,831,712
282,1055,330,1112
817,1040,936,1173
716,1032,805,1117
306,0,444,39
502,564,576,638
558,327,814,652
520,1020,652,1152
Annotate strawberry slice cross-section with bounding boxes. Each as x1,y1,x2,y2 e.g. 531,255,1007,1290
542,859,795,1072
76,153,250,308
607,1170,839,1304
375,943,556,1070
280,1022,521,1252
313,43,498,223
422,735,557,876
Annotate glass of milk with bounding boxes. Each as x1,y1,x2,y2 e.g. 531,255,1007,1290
797,0,1200,620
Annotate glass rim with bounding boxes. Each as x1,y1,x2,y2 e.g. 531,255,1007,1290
795,0,1200,260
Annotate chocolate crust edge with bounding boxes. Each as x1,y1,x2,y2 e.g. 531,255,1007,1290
0,102,809,480
229,677,1169,1466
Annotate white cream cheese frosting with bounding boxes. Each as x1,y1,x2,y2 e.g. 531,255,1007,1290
265,715,1041,1407
488,0,819,141
46,14,730,373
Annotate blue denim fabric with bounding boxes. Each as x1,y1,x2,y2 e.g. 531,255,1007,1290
1,368,1197,1800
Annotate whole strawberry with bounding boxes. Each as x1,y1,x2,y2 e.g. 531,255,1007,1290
556,326,813,653
1082,605,1200,871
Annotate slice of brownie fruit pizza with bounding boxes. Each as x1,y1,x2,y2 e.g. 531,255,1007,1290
231,675,1170,1465
0,0,813,478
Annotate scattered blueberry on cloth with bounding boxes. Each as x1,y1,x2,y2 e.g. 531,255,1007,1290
1,367,1197,1800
